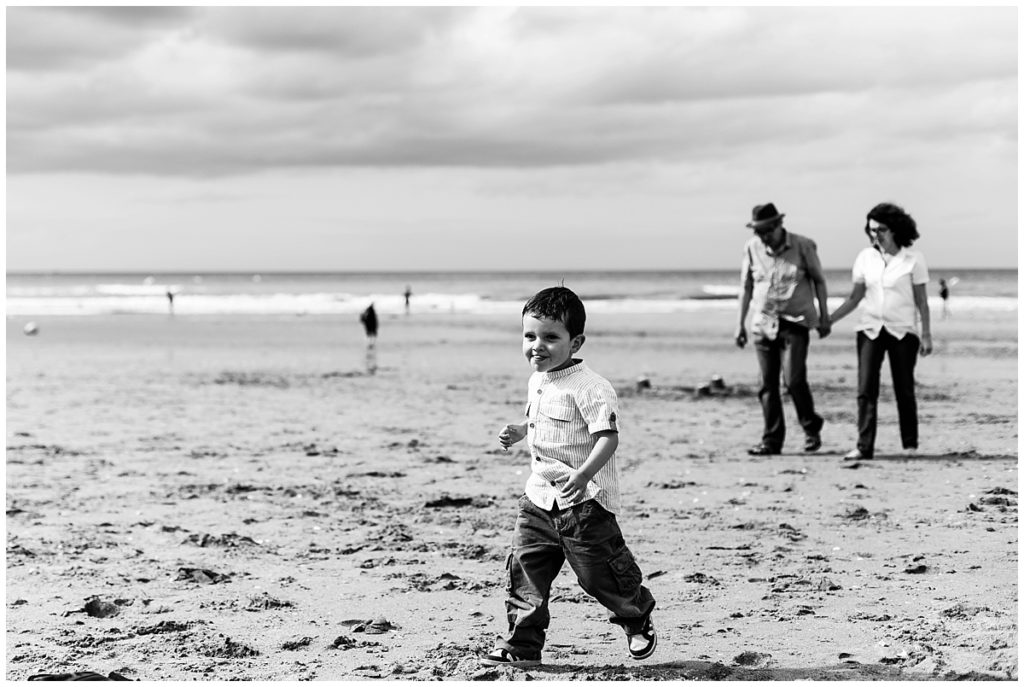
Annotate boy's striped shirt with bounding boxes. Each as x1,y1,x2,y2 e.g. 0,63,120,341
522,360,622,514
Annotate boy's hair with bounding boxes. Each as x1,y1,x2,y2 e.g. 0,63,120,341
522,286,586,338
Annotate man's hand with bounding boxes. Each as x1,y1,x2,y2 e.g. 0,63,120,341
816,321,832,339
734,325,748,348
497,423,526,451
559,470,592,502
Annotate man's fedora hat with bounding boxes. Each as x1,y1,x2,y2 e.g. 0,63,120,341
746,203,785,228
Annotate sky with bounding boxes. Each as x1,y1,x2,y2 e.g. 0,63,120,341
5,5,1019,272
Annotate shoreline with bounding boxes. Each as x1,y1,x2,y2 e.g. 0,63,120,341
5,293,1016,318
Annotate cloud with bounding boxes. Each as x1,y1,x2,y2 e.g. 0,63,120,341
6,7,193,71
5,6,1017,179
205,6,463,58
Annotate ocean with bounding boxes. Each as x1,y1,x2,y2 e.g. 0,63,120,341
5,269,1017,317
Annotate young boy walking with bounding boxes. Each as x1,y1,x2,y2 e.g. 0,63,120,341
481,286,657,667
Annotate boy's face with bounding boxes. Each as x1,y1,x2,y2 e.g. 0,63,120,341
522,314,584,373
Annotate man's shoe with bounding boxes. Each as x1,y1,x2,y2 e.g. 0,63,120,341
747,443,781,456
804,434,822,453
843,448,872,461
627,617,657,660
479,647,541,668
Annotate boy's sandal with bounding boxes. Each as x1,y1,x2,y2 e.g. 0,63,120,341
479,647,541,668
627,617,657,660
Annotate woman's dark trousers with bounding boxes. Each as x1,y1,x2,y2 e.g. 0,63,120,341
856,329,920,456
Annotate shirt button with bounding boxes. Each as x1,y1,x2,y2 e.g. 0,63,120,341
550,481,557,486
529,423,534,428
537,389,543,394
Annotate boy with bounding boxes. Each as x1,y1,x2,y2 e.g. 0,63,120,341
481,286,657,667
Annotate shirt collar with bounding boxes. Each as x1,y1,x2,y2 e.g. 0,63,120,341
873,245,907,262
543,359,585,379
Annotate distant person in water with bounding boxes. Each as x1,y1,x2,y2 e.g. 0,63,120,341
938,278,950,319
359,303,379,375
735,202,831,457
404,285,412,315
166,289,175,315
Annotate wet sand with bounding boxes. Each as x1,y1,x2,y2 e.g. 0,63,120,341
5,307,1017,680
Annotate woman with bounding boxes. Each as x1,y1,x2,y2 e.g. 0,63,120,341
830,202,933,460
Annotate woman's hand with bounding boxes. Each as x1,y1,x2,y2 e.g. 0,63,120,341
920,333,933,356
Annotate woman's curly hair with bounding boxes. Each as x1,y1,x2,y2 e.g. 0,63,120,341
865,202,919,248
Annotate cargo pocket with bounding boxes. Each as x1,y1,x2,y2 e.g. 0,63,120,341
608,548,643,596
504,551,514,596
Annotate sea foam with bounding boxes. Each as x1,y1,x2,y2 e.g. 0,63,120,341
4,293,1015,317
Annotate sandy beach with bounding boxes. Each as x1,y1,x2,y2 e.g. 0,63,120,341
5,305,1017,681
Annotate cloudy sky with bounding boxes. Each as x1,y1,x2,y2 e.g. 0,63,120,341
6,5,1018,272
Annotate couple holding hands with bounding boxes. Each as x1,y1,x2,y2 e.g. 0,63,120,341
736,201,933,461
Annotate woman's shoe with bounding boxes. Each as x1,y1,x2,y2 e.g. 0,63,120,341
627,616,657,660
747,443,781,456
804,433,822,452
843,448,872,461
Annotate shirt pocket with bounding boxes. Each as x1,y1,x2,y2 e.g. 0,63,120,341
536,398,575,444
773,261,800,300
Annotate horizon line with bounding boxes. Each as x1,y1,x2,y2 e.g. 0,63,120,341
5,266,1018,276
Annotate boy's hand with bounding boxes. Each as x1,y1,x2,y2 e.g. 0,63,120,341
497,423,527,451
559,470,592,501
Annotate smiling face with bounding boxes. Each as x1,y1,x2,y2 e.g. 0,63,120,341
868,219,898,254
522,314,584,373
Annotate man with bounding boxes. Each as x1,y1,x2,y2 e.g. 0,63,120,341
735,203,831,455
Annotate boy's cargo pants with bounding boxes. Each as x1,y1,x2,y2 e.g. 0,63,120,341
497,495,656,658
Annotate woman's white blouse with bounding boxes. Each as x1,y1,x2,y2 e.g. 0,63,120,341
852,246,929,340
